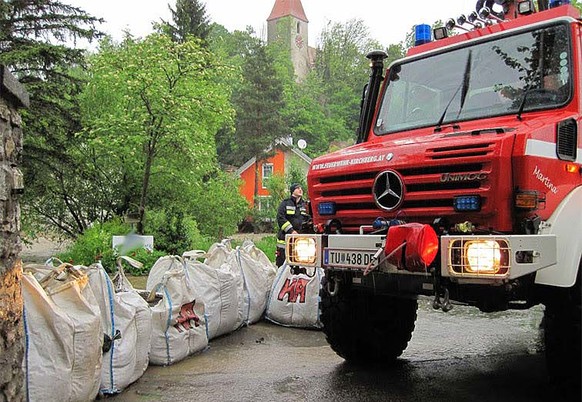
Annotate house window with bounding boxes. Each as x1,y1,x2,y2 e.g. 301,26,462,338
257,196,272,212
297,22,300,34
262,163,273,189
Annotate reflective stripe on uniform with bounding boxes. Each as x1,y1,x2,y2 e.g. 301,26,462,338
282,221,292,232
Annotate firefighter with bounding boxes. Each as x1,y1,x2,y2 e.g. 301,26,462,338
276,183,310,267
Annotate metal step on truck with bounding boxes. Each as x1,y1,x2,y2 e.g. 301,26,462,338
285,0,581,394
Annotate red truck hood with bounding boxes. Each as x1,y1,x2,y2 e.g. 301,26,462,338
308,121,524,233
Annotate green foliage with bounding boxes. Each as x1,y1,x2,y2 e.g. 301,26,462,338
119,248,168,276
254,235,277,263
144,208,213,255
0,1,104,237
189,172,249,239
232,37,288,164
313,19,382,141
80,33,235,234
285,159,309,200
385,43,406,65
158,0,212,44
211,18,382,163
58,219,131,269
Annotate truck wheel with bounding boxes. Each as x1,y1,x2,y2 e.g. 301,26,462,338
320,281,417,364
544,261,581,398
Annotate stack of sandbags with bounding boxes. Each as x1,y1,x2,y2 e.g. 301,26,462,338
83,257,152,395
146,239,279,345
22,263,103,402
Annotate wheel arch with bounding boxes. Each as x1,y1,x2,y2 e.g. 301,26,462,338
536,185,582,287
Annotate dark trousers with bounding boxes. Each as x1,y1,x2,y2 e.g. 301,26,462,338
276,247,286,267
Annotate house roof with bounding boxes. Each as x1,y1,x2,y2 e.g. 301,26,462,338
267,0,308,23
235,139,312,177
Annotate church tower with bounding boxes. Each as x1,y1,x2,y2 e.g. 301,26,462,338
267,0,312,80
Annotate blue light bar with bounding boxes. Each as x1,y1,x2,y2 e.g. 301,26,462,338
414,24,432,46
453,195,481,212
550,0,570,7
318,202,336,216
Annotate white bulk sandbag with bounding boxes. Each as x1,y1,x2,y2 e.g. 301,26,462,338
22,272,74,402
241,240,277,278
84,257,152,395
23,264,103,401
149,268,208,366
110,257,152,381
265,262,324,328
230,245,276,325
183,250,243,339
146,255,185,291
207,242,245,329
204,239,233,268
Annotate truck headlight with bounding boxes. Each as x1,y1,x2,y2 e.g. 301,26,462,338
466,240,501,273
286,235,318,265
448,239,510,277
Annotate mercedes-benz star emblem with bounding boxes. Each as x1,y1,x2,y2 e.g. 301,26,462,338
373,170,404,211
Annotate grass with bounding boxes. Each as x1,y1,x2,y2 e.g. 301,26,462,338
253,235,276,262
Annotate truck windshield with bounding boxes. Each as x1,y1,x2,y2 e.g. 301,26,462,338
374,22,571,135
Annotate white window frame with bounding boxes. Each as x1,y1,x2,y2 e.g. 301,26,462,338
262,163,273,189
257,196,272,212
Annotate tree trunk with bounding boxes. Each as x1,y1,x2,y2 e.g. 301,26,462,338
137,140,155,235
0,65,29,402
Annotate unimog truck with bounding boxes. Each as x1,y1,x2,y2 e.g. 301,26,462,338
285,0,581,392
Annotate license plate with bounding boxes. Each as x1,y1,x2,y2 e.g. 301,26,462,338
323,248,377,269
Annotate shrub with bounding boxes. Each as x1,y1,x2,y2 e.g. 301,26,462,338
190,172,248,239
144,208,213,255
120,248,168,276
58,219,131,270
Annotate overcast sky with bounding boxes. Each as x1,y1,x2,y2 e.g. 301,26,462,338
67,0,485,48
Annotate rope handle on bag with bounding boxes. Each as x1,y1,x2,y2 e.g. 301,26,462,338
44,257,64,267
116,255,144,276
147,277,170,303
182,250,207,261
38,262,80,288
113,255,144,292
36,263,88,295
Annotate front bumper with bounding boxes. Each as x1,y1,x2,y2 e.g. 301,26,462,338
286,233,557,284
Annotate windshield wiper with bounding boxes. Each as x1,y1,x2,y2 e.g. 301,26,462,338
516,87,531,121
435,50,472,132
457,50,472,118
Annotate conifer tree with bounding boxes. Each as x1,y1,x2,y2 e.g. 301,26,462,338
233,38,288,206
160,0,211,44
0,0,102,236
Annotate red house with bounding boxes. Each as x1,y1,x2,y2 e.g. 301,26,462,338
235,138,312,211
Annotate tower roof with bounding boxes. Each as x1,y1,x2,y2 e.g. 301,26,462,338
267,0,308,23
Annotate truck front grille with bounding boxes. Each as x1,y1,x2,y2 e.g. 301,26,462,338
312,142,496,232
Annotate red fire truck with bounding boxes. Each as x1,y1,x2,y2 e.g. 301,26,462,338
285,0,580,391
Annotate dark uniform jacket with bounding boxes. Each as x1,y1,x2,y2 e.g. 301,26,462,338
276,197,310,246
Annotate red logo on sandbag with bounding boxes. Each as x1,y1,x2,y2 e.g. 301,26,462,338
277,278,309,303
175,300,200,332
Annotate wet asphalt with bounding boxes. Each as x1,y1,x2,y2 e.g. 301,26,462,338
110,298,575,402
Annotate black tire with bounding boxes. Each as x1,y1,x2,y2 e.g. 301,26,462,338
544,262,581,400
320,279,417,364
